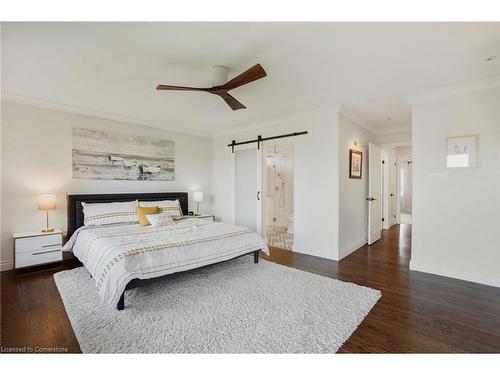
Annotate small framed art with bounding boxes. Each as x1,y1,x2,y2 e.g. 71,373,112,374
349,149,363,179
446,135,477,168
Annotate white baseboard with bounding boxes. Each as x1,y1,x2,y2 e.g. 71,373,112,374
0,259,14,272
339,238,367,260
409,259,500,288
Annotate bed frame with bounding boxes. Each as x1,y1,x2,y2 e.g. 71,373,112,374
66,192,260,310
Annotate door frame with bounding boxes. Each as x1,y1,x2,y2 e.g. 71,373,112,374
368,142,382,245
261,142,296,239
396,154,412,224
379,141,411,225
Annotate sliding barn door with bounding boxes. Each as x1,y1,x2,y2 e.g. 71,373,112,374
368,143,382,245
234,148,262,233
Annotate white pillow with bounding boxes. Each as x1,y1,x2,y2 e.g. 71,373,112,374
146,212,175,227
82,200,138,226
138,199,183,217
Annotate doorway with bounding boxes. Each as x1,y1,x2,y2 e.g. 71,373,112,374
398,153,413,225
262,144,294,250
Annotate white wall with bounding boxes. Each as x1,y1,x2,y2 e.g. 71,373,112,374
1,100,212,270
411,87,500,287
212,110,340,260
338,113,375,259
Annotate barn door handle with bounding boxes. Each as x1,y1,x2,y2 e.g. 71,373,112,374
366,197,376,201
257,191,261,201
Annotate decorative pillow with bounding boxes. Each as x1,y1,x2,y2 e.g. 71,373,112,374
137,206,159,226
146,212,175,228
82,201,138,226
138,199,183,217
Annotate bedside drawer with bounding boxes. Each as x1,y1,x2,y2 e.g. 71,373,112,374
15,233,62,254
15,248,62,268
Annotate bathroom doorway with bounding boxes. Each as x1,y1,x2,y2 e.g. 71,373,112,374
263,143,294,250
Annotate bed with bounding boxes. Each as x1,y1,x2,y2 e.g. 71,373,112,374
64,192,269,310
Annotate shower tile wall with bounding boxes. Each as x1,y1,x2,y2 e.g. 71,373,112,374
263,144,294,250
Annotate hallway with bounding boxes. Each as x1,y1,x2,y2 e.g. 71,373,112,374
263,224,500,353
400,211,412,224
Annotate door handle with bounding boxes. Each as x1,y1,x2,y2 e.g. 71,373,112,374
366,197,376,201
257,191,261,201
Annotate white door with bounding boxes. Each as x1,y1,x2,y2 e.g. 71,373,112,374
368,143,382,244
234,147,262,233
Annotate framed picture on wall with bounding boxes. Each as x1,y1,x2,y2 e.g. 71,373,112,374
349,149,363,179
446,135,477,168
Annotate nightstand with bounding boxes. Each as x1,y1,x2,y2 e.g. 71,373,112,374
13,229,63,269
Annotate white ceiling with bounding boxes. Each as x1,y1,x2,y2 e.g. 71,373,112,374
342,96,412,134
2,22,499,137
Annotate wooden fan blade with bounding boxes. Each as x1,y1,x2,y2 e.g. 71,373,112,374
219,64,267,91
217,92,246,110
156,84,208,91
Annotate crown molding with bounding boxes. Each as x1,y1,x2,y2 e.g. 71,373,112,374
210,105,341,138
379,141,412,148
0,91,212,138
2,91,342,139
374,125,412,135
406,76,500,104
339,108,411,136
338,107,376,134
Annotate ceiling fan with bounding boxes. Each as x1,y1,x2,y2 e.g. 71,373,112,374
156,64,267,111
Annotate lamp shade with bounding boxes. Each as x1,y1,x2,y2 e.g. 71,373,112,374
38,194,57,210
193,192,203,202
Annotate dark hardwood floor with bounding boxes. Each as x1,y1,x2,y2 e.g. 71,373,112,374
1,224,499,353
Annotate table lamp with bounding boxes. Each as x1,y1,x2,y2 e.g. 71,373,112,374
38,194,57,232
193,192,203,216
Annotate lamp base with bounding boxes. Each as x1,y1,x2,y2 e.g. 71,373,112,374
41,228,54,233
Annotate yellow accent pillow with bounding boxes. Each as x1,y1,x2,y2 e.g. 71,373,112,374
137,206,160,226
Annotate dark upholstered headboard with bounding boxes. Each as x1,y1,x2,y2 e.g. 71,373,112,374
67,192,189,238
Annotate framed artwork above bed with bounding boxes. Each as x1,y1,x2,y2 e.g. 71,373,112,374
72,127,175,181
349,149,363,179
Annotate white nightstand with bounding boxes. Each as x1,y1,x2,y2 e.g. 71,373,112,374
13,229,63,269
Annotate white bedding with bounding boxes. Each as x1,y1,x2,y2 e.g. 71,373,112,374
63,218,269,307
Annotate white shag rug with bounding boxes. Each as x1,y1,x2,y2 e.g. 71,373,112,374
54,256,381,353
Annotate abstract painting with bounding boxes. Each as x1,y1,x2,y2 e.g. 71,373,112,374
72,127,175,181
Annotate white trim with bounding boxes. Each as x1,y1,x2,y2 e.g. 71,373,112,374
406,76,500,104
379,141,412,147
0,259,14,272
396,154,412,223
409,259,500,288
1,91,213,138
338,108,374,134
373,125,412,135
339,108,412,136
212,106,340,138
2,91,339,139
338,238,367,260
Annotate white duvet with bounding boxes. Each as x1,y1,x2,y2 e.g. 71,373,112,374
63,218,269,307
